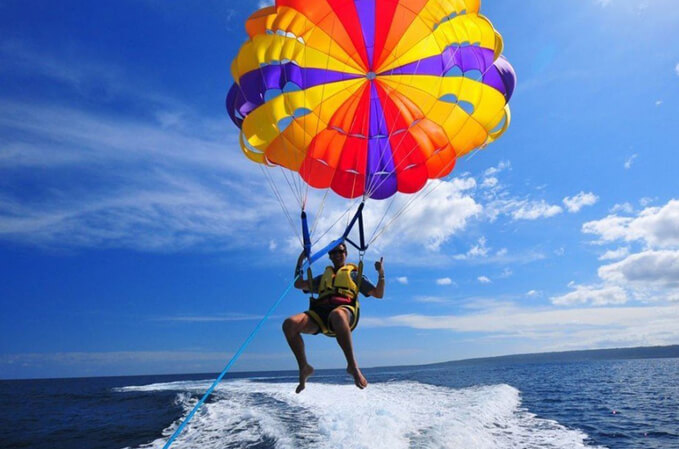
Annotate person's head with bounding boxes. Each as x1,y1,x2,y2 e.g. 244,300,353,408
328,243,347,267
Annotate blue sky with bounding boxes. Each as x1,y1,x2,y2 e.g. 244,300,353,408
1,0,678,379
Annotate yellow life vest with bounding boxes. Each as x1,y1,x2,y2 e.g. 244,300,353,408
318,263,359,300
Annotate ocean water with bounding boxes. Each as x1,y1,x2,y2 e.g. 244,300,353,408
1,357,677,449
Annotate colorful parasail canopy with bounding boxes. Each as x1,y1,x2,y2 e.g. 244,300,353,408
227,0,516,200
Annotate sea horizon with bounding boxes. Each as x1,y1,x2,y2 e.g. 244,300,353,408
3,343,678,382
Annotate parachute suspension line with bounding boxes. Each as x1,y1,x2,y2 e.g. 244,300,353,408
161,275,300,449
369,156,457,245
366,191,399,245
279,166,304,209
309,188,330,237
258,164,301,246
310,197,362,248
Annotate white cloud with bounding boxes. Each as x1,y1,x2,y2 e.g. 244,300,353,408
526,290,541,297
599,247,629,261
610,203,634,214
258,0,274,8
436,277,453,285
624,154,637,169
483,161,511,177
563,192,599,213
453,236,489,260
583,199,679,248
481,177,498,188
269,240,278,251
500,268,513,278
639,197,654,207
551,283,628,306
478,276,491,284
564,202,679,308
595,0,612,7
485,195,563,221
676,63,679,77
655,100,663,106
414,295,449,303
510,200,563,220
598,250,679,290
395,276,408,285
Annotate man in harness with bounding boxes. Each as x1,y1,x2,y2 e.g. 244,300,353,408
283,243,385,393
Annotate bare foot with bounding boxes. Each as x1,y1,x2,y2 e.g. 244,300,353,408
346,365,368,389
295,364,314,393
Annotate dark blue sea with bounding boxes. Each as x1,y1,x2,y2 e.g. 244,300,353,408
1,357,677,449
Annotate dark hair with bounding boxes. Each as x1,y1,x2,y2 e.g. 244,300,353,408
329,243,347,254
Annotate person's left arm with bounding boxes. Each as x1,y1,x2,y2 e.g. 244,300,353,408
367,257,385,298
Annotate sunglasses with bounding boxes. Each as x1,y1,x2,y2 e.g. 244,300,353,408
329,249,346,256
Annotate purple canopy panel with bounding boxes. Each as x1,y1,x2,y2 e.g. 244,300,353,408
366,83,397,199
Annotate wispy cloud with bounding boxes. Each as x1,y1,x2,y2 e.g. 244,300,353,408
610,202,634,214
395,276,408,285
510,200,563,220
477,276,491,284
483,161,511,177
675,62,679,77
624,154,638,169
414,295,450,304
563,192,599,213
453,236,489,260
436,277,453,285
153,313,265,322
598,247,629,261
362,304,679,350
551,283,628,306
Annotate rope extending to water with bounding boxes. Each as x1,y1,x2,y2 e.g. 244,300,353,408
162,275,299,449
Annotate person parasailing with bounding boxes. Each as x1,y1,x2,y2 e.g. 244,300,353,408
283,242,384,392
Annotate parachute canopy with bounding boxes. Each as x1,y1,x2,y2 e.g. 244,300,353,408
227,0,516,200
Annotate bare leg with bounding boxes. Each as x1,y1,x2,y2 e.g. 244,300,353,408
329,308,368,389
282,313,318,393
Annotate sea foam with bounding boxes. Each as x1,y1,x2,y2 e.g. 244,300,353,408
121,379,604,449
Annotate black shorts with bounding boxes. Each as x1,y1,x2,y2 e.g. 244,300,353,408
305,302,359,337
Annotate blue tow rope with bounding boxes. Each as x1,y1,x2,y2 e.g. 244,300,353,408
162,276,299,449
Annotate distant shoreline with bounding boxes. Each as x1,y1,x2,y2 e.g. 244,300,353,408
3,344,678,381
427,344,679,368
